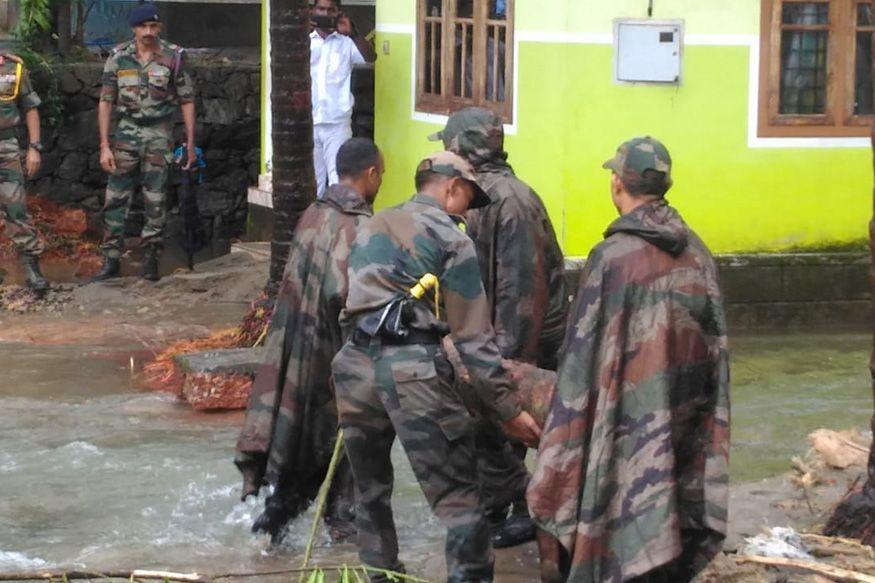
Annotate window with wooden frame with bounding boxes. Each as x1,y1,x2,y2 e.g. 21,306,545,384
759,0,874,137
416,0,515,122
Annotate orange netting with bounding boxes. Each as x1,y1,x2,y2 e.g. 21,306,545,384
142,295,273,407
0,197,100,266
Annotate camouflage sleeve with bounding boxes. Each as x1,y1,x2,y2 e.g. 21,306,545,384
492,205,537,360
16,67,41,111
100,54,118,103
443,236,522,422
174,49,195,104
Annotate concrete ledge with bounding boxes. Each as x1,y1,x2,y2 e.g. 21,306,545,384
175,347,266,376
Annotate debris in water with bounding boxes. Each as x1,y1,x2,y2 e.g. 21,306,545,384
142,294,273,409
742,527,814,560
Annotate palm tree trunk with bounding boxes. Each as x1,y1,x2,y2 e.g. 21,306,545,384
824,10,875,543
268,0,315,293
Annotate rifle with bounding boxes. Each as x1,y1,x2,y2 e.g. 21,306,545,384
172,144,206,270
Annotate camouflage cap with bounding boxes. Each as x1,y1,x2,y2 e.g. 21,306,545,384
603,136,673,193
417,151,491,209
427,107,506,167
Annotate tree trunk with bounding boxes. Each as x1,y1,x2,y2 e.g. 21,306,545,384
56,0,72,55
824,8,875,543
267,0,315,294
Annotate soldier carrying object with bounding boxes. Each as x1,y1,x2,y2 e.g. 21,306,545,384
0,53,48,292
92,2,196,282
331,151,541,583
430,107,567,549
235,138,385,544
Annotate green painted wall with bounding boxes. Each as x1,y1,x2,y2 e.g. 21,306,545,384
373,2,872,256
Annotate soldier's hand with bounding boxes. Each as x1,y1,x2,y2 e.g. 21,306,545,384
25,149,40,178
183,145,197,171
100,145,116,173
501,411,542,449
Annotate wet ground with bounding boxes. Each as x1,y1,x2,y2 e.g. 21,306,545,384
0,260,871,580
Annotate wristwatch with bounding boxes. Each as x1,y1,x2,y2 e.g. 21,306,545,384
28,142,44,153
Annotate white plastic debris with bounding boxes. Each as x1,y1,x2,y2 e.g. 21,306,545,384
742,527,814,560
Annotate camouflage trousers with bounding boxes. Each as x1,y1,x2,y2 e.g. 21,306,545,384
332,340,494,583
101,118,172,258
0,137,42,256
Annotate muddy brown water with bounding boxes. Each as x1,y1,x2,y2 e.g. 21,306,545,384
0,315,870,580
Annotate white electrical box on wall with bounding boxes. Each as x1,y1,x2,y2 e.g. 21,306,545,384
614,19,684,84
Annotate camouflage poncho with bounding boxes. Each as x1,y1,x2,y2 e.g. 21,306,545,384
235,184,372,510
438,107,566,369
527,200,730,582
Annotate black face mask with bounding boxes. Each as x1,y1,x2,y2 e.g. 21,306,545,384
312,14,337,30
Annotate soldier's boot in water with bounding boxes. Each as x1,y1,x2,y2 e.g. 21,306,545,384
21,254,49,294
488,497,536,549
251,495,292,545
90,256,121,282
142,245,161,282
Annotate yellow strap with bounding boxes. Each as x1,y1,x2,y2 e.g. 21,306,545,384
0,62,22,103
409,273,441,320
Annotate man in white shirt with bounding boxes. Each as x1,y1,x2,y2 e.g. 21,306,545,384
310,0,376,198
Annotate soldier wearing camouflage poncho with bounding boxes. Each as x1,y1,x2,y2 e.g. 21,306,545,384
93,2,196,282
430,107,566,549
0,53,48,292
332,151,542,582
527,137,730,583
235,139,384,543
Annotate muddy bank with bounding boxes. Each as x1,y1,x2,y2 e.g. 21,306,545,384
0,245,267,343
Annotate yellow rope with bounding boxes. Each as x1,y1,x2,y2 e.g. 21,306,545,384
0,62,22,103
408,273,441,319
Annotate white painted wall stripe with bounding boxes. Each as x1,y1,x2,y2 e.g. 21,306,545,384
376,25,869,150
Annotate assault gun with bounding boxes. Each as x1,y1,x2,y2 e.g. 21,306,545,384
356,274,446,339
172,144,206,270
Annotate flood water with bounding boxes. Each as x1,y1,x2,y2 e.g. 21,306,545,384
0,327,871,578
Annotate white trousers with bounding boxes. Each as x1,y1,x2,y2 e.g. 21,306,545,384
313,121,353,199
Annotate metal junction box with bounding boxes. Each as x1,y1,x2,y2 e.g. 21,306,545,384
614,19,684,84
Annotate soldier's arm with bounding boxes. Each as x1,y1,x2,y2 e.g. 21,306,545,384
442,236,521,422
174,49,197,168
98,55,117,154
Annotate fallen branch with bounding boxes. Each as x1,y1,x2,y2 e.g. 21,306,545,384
735,555,875,582
0,569,205,582
0,565,432,583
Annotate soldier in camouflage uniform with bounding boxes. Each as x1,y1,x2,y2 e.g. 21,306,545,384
430,107,566,548
527,137,730,583
332,151,541,583
0,53,48,291
93,2,196,282
235,138,384,544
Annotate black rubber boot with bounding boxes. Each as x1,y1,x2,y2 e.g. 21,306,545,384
21,254,49,294
489,499,536,549
141,245,160,282
90,256,121,282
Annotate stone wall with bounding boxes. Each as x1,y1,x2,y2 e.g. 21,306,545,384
566,253,871,331
30,61,260,247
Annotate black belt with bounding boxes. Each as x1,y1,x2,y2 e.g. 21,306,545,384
350,329,441,347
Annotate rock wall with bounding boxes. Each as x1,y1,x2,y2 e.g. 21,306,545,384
30,61,260,246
